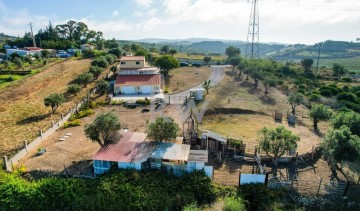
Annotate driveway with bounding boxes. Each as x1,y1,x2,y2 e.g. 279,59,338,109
165,65,227,104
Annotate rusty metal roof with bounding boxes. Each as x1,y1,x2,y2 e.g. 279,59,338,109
93,131,191,162
188,150,208,162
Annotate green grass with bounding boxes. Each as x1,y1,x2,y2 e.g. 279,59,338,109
0,75,25,89
319,57,360,72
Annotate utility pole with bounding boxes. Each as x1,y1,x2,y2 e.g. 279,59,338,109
315,42,322,79
245,0,260,59
29,22,36,47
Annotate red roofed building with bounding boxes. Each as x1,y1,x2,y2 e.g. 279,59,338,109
114,56,161,95
93,130,212,177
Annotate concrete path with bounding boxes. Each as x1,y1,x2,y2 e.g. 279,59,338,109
165,65,227,103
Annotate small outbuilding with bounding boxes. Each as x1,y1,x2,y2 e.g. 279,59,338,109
189,88,204,101
201,130,227,153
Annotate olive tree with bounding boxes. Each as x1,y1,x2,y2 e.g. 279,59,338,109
96,80,109,95
84,112,122,146
154,55,179,76
44,93,65,114
263,77,277,94
147,117,179,142
77,72,94,87
202,80,211,94
309,104,332,131
67,84,82,96
259,126,300,166
288,93,304,114
321,126,360,176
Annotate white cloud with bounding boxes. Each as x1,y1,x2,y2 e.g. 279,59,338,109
135,0,152,7
112,10,119,17
1,0,360,44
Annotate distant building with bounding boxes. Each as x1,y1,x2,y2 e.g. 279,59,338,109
80,44,94,51
5,47,42,57
114,56,161,96
93,130,213,178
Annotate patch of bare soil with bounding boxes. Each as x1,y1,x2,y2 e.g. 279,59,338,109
20,104,184,175
0,59,92,156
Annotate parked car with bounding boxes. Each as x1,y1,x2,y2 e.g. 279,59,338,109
191,63,202,67
180,62,189,67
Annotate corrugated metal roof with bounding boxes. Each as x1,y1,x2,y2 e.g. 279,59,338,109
151,142,190,161
188,150,208,162
202,131,227,143
115,74,161,86
93,131,191,162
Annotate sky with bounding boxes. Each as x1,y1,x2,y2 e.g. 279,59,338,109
1,0,360,44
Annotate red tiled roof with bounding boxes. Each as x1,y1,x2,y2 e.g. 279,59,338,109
93,131,151,162
115,74,160,86
24,47,42,51
120,56,145,61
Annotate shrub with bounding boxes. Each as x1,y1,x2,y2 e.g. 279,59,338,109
342,85,350,92
341,77,352,82
69,109,94,121
320,89,332,97
298,84,306,89
64,119,81,128
337,93,357,103
183,203,201,211
229,139,242,149
164,86,170,94
223,196,246,211
308,94,321,102
110,100,125,105
91,56,109,68
105,54,117,64
136,98,151,105
277,80,284,86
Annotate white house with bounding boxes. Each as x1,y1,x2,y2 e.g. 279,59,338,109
113,56,161,96
93,131,212,178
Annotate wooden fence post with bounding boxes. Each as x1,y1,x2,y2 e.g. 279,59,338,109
2,156,10,171
39,129,43,138
316,178,322,196
238,172,241,187
23,140,28,152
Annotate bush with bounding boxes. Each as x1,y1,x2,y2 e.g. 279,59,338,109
229,139,242,149
69,109,94,121
342,85,350,92
308,93,321,102
223,196,246,211
341,77,352,82
64,119,81,128
320,89,332,97
164,86,170,93
0,170,216,210
91,56,109,68
277,80,284,86
337,93,357,103
238,184,286,211
136,98,150,105
105,54,117,64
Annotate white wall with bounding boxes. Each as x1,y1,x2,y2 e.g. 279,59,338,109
122,86,135,94
142,86,152,94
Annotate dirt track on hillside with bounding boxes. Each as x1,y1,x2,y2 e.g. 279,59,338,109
0,58,92,156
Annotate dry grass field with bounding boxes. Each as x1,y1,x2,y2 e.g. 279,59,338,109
20,104,184,175
200,70,328,155
0,58,98,157
165,66,211,93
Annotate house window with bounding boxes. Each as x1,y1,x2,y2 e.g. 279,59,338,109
153,86,159,91
135,86,141,93
121,61,126,64
139,71,144,74
136,61,140,65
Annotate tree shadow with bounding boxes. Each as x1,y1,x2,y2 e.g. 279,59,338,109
17,113,51,125
260,95,276,105
60,160,94,177
206,107,268,116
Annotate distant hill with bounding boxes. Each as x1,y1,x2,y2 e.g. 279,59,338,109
0,33,17,43
270,40,360,60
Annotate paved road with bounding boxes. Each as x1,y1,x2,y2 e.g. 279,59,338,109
166,65,227,100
